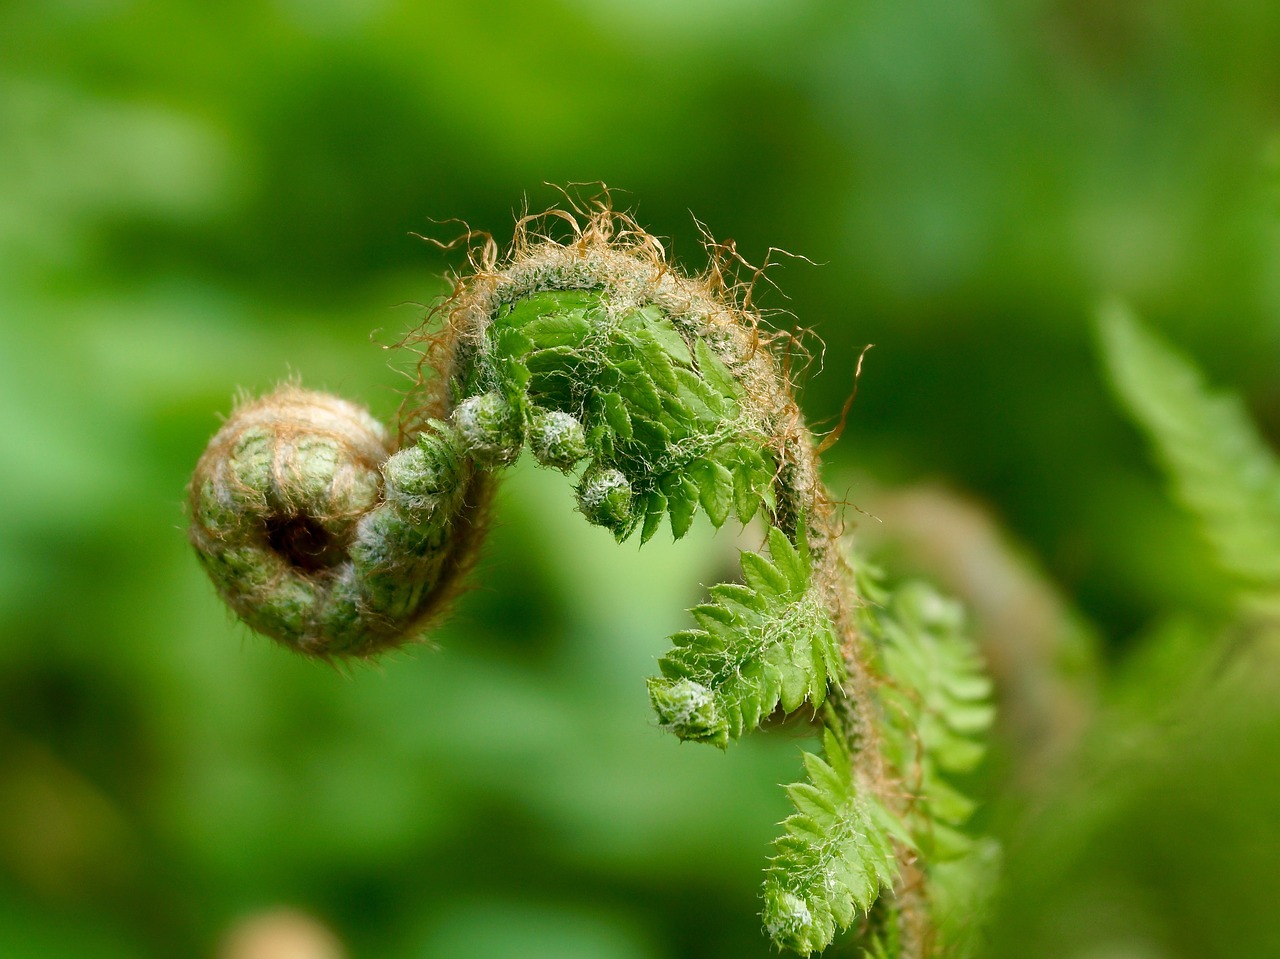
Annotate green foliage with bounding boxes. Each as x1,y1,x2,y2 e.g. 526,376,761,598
452,266,999,954
863,576,994,858
475,290,776,542
7,3,1280,957
1100,303,1280,593
872,572,996,959
453,392,523,467
648,526,843,748
762,729,899,955
756,568,994,957
973,308,1280,959
181,206,1005,955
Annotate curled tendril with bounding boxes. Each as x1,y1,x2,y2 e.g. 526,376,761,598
189,204,845,662
188,199,994,957
188,385,488,657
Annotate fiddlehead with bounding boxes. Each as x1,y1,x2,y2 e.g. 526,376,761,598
188,200,993,956
189,385,488,657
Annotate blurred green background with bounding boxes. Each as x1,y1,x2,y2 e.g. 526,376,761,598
2,1,1279,957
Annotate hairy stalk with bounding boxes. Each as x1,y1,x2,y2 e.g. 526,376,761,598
188,200,993,956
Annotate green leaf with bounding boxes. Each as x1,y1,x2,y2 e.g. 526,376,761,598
524,344,579,378
1099,302,1280,591
689,458,734,528
861,574,993,842
634,327,680,391
740,548,791,598
640,490,667,545
665,474,699,540
645,313,694,365
601,391,633,440
522,311,591,348
768,526,809,594
673,368,721,420
762,731,899,955
695,338,741,402
629,416,670,457
724,446,775,524
617,366,663,416
502,289,597,327
493,326,534,363
649,526,841,745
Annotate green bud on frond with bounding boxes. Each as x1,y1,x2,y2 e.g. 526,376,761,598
453,392,523,467
382,422,469,521
529,409,589,470
575,466,634,536
647,677,723,746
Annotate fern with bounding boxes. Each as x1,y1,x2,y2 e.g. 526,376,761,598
763,728,901,954
757,567,994,957
187,199,996,956
476,289,776,542
648,525,843,748
860,570,997,959
1099,302,1280,591
867,576,993,853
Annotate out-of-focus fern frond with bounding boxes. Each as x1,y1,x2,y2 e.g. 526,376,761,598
870,579,994,855
1099,302,1280,591
861,570,996,959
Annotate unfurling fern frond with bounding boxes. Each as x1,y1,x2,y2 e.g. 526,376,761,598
648,525,842,748
763,728,901,955
1099,302,1280,592
187,196,995,956
760,568,994,958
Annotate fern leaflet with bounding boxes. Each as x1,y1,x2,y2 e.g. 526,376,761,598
648,526,843,748
763,728,901,955
1100,302,1280,591
862,571,997,958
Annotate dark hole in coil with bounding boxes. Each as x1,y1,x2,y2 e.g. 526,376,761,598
264,514,344,572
